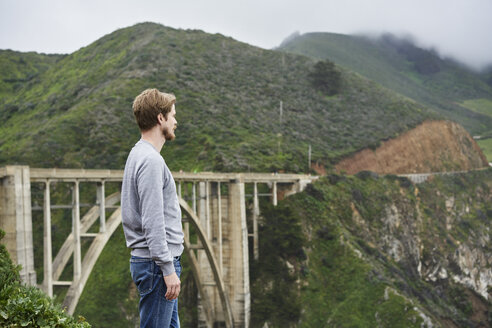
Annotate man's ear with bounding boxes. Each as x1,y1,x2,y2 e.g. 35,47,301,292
157,113,165,124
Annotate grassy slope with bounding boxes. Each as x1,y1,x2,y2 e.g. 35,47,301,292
279,33,492,136
477,139,492,162
462,98,492,160
461,98,492,118
0,23,435,173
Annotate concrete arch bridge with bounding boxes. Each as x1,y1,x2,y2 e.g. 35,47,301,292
0,166,316,328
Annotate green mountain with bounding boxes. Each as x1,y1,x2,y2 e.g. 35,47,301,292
0,23,436,173
279,32,492,137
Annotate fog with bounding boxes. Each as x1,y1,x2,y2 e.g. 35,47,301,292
1,0,491,70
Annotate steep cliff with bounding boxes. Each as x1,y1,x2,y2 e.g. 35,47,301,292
334,120,489,174
252,168,492,327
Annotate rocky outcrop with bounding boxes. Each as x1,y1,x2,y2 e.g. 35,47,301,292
366,196,491,301
339,170,492,326
335,120,489,174
253,169,492,327
452,243,492,300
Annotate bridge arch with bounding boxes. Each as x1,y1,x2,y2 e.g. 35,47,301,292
55,196,234,327
179,198,235,328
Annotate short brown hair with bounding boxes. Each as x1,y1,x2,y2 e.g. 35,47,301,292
132,88,176,131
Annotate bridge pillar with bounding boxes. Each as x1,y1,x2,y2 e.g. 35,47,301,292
252,182,259,261
43,180,53,297
0,165,36,285
227,176,250,327
272,181,277,206
195,176,250,327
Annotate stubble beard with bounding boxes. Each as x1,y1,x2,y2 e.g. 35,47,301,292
163,126,175,141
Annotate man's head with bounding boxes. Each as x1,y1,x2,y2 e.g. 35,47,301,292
133,89,177,140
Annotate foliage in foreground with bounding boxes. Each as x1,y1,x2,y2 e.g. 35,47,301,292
0,230,90,328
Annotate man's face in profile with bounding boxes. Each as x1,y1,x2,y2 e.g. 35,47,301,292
162,104,177,141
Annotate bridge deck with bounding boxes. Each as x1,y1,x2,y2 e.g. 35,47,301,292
28,168,316,183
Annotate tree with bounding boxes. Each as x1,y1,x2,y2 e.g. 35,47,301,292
308,60,341,96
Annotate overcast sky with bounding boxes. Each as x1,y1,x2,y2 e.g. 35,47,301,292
1,0,491,70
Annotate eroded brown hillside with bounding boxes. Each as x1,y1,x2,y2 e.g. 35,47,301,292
334,120,488,174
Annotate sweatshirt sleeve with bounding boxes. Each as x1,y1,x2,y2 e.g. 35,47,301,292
137,155,175,276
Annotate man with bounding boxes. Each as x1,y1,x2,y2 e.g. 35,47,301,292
121,88,184,328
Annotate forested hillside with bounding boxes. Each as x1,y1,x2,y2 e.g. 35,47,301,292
0,23,437,173
0,50,64,98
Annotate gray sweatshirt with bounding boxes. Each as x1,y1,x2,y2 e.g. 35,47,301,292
121,139,184,276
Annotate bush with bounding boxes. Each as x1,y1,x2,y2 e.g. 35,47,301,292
0,230,90,327
308,60,342,96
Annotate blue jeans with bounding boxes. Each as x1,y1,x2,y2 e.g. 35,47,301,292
130,256,182,328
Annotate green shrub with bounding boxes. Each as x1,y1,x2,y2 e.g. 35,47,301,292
0,230,90,327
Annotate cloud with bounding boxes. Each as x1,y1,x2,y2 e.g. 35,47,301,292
0,0,491,70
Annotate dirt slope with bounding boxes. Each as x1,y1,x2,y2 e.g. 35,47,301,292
334,120,488,174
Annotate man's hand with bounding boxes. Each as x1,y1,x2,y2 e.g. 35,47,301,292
163,272,180,300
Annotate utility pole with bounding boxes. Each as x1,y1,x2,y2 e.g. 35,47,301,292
308,144,311,172
279,101,283,124
277,101,283,155
277,133,282,155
